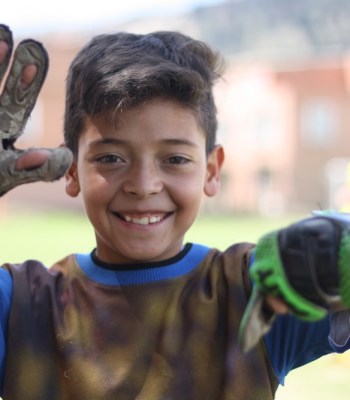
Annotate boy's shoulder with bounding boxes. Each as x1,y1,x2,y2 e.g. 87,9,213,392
2,254,77,283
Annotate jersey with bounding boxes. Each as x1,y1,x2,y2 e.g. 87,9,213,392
0,242,346,399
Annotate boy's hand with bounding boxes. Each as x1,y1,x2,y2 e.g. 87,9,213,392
239,211,350,352
0,24,72,196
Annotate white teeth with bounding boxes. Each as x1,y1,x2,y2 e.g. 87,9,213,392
122,214,163,225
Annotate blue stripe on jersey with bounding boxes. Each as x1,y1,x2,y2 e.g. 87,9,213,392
0,268,12,393
76,243,211,286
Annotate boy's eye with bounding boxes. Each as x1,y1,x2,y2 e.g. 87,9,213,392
167,155,190,165
95,154,123,164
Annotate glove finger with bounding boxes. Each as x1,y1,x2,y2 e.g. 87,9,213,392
0,24,13,85
0,147,73,196
0,38,49,143
313,211,350,309
238,288,276,352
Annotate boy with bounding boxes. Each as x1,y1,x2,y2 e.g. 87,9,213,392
0,23,350,399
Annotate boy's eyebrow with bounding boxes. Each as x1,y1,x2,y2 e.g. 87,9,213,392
89,138,126,147
160,138,199,148
89,138,199,148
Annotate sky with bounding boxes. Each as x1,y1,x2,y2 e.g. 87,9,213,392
2,0,225,36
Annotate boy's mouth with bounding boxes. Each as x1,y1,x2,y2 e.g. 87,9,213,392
117,212,168,226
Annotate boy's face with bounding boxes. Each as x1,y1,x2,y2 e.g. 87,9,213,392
66,98,224,264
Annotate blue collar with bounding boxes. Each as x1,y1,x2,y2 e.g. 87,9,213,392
76,243,211,286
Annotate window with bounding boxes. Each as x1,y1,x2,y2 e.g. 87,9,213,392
300,97,338,148
252,113,277,150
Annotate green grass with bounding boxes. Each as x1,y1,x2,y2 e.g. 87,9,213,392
275,354,350,400
0,210,301,266
0,209,349,399
0,210,95,265
186,213,301,249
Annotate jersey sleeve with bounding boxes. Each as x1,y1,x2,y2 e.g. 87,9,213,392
0,268,12,393
263,310,350,385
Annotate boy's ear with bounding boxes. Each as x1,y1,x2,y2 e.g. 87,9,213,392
65,159,80,197
204,145,225,197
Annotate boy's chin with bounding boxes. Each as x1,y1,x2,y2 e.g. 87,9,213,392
96,243,183,264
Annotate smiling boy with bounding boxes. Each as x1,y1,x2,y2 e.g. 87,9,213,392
0,25,350,400
66,99,223,264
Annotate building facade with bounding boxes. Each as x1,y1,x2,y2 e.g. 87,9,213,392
4,36,350,215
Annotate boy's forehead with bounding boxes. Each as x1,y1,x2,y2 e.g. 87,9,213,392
98,98,204,132
81,100,207,149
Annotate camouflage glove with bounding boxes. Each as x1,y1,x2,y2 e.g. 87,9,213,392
239,211,350,352
0,24,72,196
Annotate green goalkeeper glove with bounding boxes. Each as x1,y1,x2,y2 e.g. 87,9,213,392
239,211,350,352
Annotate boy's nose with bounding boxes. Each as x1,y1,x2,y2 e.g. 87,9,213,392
122,163,163,198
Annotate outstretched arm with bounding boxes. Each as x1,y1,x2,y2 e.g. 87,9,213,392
0,24,72,197
239,211,350,352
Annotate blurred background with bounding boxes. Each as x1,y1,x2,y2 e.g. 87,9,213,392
2,0,350,216
1,0,350,398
